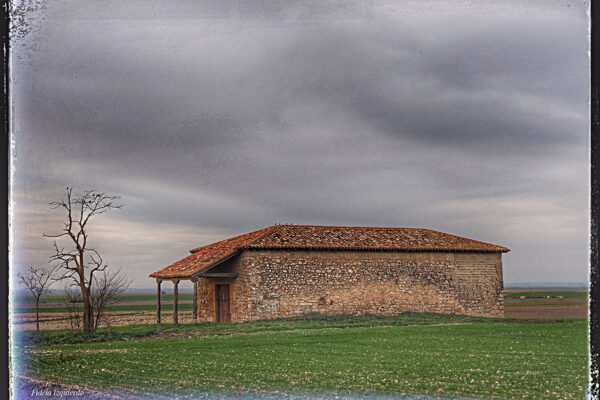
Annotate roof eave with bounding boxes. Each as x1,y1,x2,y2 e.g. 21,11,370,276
191,250,241,278
243,246,509,253
148,273,191,280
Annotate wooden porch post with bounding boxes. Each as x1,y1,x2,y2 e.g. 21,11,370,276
193,277,198,324
173,279,179,325
156,279,161,324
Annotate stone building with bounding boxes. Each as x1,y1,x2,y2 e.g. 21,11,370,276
149,225,509,324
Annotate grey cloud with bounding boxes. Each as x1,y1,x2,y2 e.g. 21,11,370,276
11,0,589,286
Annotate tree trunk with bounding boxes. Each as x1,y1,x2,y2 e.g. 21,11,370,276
88,300,95,333
95,308,102,331
81,288,94,333
35,297,40,332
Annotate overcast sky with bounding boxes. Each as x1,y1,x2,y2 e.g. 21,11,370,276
10,0,589,289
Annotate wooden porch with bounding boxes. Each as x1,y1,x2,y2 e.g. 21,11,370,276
154,272,239,325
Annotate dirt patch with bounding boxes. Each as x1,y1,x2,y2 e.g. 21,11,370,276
504,298,588,319
20,300,193,309
12,310,197,331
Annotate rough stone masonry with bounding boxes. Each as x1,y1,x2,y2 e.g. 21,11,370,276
150,225,509,323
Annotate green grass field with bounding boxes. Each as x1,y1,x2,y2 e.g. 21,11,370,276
13,312,541,346
15,314,588,399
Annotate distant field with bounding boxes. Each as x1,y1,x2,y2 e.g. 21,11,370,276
11,289,590,331
9,288,590,335
16,315,587,400
13,293,194,314
504,289,588,319
14,289,587,305
13,293,194,306
504,290,588,299
13,303,193,314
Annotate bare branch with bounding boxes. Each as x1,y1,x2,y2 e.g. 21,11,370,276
17,264,59,299
44,187,123,333
42,232,69,238
62,284,83,333
91,268,132,330
17,264,60,332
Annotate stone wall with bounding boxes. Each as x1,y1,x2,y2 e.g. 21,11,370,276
453,252,504,317
195,249,504,322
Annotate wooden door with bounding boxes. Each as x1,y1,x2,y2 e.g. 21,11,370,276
215,284,231,322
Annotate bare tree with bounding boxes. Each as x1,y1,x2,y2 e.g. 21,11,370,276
63,285,83,333
17,264,59,332
44,187,123,333
91,268,132,331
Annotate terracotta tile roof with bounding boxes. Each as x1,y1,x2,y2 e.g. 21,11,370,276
150,225,509,279
149,226,275,279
